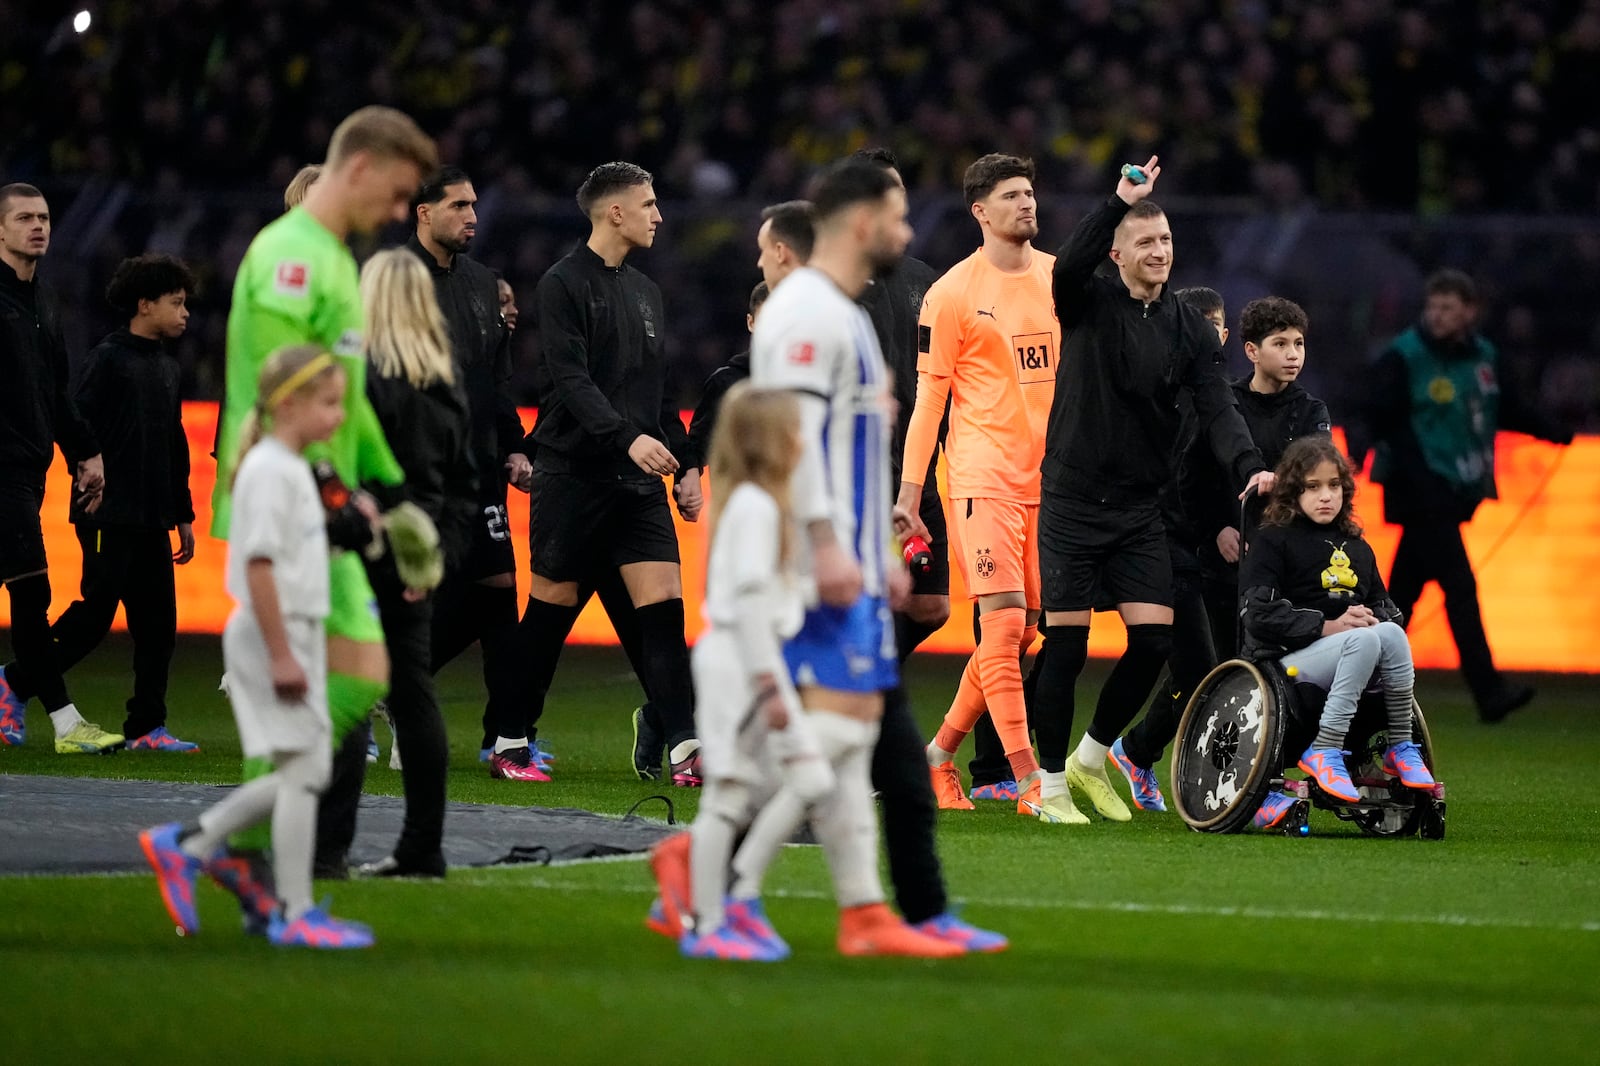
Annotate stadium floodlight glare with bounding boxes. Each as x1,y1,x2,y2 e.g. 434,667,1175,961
74,10,92,33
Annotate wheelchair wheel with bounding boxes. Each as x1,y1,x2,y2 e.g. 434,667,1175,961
1340,699,1440,838
1172,659,1288,833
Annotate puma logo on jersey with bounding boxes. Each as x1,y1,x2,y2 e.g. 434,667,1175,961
976,307,997,319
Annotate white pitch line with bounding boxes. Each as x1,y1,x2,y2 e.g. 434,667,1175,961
448,867,1600,934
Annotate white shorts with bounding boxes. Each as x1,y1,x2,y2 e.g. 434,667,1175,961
222,609,330,760
692,629,815,787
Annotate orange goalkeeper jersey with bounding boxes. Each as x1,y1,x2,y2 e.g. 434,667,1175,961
902,247,1060,502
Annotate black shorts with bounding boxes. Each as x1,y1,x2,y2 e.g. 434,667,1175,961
0,478,48,584
1038,489,1172,612
528,472,680,583
462,499,517,581
912,483,950,597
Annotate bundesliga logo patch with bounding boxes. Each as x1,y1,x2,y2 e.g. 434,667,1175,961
787,341,815,366
275,260,310,296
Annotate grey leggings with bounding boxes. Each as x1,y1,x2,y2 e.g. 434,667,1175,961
1282,621,1415,749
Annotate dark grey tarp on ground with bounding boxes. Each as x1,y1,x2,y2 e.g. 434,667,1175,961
0,774,679,875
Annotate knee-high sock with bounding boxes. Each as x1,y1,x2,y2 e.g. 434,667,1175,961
1085,623,1174,749
974,608,1036,780
931,654,986,759
634,599,696,752
1376,623,1416,745
184,774,281,858
517,596,583,740
730,712,877,905
1033,624,1089,773
689,778,752,933
808,716,884,910
272,745,331,922
229,755,277,853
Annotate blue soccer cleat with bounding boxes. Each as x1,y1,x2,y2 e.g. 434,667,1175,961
1298,747,1361,803
128,727,201,753
1109,738,1167,812
138,822,203,935
912,911,1009,954
1382,741,1436,791
970,780,1020,801
268,902,375,949
724,897,790,959
680,921,785,962
0,668,25,746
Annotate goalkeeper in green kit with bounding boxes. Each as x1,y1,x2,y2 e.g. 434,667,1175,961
208,108,439,921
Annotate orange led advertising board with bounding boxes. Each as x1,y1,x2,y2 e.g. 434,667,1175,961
4,405,1594,673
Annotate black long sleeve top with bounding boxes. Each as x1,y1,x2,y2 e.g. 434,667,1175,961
0,260,98,481
406,236,523,506
1240,515,1401,658
366,367,479,573
1045,196,1263,505
526,245,687,481
70,329,192,528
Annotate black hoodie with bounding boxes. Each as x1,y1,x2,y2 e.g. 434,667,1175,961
1177,374,1331,566
1240,513,1401,658
71,328,191,528
0,260,98,481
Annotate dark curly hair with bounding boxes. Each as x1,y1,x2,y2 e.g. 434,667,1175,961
1261,436,1361,537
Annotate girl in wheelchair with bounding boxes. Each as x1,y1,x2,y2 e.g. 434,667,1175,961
1240,437,1436,823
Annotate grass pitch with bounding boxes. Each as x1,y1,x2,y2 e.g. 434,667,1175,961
2,637,1597,1065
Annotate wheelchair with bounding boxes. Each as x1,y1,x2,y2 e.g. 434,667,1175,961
1171,656,1446,838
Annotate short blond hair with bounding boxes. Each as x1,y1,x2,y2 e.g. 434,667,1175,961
327,107,438,174
283,164,323,211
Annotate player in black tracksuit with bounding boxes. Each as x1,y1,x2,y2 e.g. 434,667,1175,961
1118,296,1332,789
1029,160,1268,820
11,257,201,751
521,162,699,782
400,169,540,772
0,183,113,752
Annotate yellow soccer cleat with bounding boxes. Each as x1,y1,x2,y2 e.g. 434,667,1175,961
1037,791,1090,825
1066,760,1132,822
55,721,124,754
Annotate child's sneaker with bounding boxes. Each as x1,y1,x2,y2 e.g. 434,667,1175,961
267,903,374,949
680,921,784,962
969,780,1019,801
1109,737,1167,812
670,746,703,788
1297,747,1361,803
1252,790,1298,830
138,822,203,934
724,897,790,959
1382,741,1436,790
912,912,1009,954
128,727,200,753
205,850,278,936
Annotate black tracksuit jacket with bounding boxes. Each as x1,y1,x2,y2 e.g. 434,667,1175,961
70,329,192,528
525,244,687,481
1044,196,1263,505
0,261,98,482
406,236,523,506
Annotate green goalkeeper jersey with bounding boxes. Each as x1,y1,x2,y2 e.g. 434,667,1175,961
211,206,403,539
